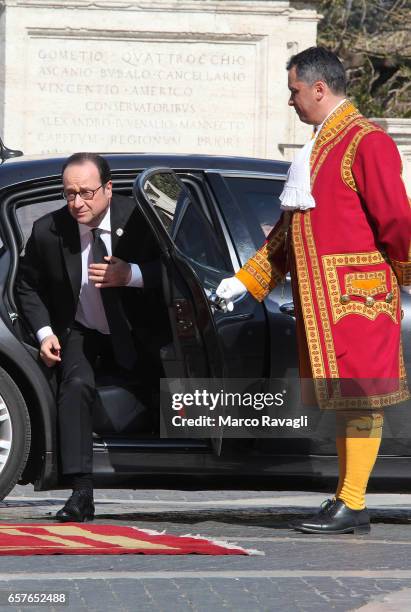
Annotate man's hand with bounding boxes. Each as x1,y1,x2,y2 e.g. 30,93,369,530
40,334,61,367
89,256,131,288
216,277,248,310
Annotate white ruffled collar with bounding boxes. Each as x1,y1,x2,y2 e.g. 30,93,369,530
280,99,346,212
279,138,316,211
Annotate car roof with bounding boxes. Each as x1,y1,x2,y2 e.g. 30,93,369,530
0,153,289,190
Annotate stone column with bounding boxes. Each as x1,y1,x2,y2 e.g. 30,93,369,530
0,0,318,156
371,118,411,194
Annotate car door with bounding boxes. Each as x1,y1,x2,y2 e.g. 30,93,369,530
205,170,299,380
133,167,268,453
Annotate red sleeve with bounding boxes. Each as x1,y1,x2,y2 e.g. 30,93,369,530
352,130,411,284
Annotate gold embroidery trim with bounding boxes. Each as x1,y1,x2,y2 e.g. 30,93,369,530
322,385,410,409
236,224,286,302
341,122,384,192
345,271,387,296
322,355,410,409
391,258,411,286
292,212,327,382
310,100,361,186
322,252,399,324
304,214,339,379
311,100,359,165
311,121,363,188
318,341,409,409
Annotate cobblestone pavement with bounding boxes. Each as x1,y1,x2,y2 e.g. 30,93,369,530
1,485,411,611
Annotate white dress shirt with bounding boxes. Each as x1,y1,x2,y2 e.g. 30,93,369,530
36,206,143,343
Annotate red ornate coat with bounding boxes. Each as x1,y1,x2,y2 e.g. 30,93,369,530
236,100,411,409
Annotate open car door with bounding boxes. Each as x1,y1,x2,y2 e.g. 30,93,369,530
133,168,268,454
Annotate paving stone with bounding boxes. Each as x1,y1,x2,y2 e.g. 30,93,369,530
2,485,411,611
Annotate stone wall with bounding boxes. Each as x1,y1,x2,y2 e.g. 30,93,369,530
371,118,411,194
0,0,318,158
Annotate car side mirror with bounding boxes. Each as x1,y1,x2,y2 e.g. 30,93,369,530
0,138,23,163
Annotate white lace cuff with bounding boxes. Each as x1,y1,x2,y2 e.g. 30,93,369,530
280,185,316,211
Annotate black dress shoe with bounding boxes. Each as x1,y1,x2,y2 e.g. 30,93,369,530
291,499,370,535
56,489,95,523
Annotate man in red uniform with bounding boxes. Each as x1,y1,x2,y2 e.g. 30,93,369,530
217,47,411,534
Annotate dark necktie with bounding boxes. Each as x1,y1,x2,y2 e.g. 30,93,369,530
91,228,137,370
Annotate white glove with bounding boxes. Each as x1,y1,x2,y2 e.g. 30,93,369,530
216,277,247,302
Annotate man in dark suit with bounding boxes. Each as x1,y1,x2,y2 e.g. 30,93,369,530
17,152,168,522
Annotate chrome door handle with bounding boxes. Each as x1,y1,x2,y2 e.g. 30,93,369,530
279,301,295,316
205,289,231,313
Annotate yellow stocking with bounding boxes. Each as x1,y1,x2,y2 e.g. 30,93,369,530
335,436,346,501
335,411,383,510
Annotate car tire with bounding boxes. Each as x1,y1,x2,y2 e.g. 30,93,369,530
0,367,31,501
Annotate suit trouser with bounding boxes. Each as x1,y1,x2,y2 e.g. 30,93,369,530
57,324,113,475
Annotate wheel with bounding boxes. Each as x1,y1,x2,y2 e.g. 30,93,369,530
0,367,31,500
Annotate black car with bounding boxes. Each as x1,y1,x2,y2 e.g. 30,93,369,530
0,151,410,500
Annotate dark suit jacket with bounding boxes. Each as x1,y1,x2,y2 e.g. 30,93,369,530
16,194,170,355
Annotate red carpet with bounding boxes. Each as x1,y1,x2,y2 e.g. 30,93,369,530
0,524,254,556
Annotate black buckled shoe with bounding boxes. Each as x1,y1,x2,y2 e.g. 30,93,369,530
291,499,370,535
56,489,95,523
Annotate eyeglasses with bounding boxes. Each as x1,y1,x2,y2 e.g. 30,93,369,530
62,184,104,202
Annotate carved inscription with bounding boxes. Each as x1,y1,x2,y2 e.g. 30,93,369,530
26,39,257,155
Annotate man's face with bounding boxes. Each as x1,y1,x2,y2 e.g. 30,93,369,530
287,65,320,125
63,160,112,226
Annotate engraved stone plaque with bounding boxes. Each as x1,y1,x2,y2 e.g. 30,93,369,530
26,36,259,155
1,1,319,158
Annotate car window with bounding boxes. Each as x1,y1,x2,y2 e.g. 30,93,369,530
141,171,230,271
224,177,285,249
16,199,66,253
174,199,229,270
